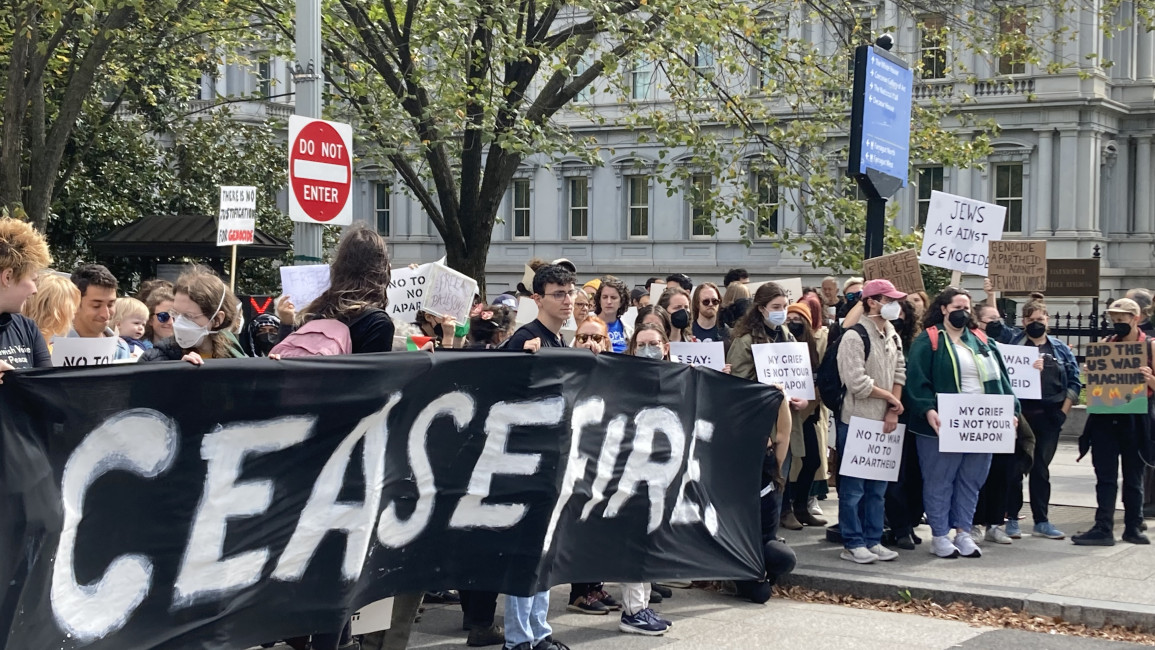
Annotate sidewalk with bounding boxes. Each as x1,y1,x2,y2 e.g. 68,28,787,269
779,440,1155,631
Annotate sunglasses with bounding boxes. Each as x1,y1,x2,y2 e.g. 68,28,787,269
154,312,173,324
576,333,606,343
700,299,721,307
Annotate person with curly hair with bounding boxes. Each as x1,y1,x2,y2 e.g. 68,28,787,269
0,217,52,375
594,275,632,353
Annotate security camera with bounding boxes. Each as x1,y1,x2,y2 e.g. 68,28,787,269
875,34,894,51
1104,140,1118,154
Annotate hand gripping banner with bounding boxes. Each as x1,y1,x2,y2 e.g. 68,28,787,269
0,349,782,649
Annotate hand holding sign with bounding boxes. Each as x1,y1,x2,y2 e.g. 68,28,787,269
996,344,1041,400
422,263,479,323
937,393,1016,453
840,417,905,482
669,341,725,371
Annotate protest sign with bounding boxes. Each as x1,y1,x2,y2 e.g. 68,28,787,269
351,598,394,635
751,341,815,400
1085,341,1150,414
280,264,331,309
520,264,536,292
50,337,118,367
386,263,432,323
649,282,666,306
422,263,479,323
515,297,577,332
919,190,1006,276
937,393,1016,453
996,344,1041,400
0,351,778,650
669,341,726,371
621,306,639,331
863,249,925,295
840,417,905,482
217,186,256,246
771,278,803,304
988,240,1047,293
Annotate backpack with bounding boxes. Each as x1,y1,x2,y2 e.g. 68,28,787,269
269,308,382,357
925,325,987,351
815,323,869,421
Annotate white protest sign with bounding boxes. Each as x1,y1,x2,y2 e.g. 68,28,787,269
351,597,394,635
937,393,1016,454
840,417,905,482
997,344,1041,400
51,337,118,367
279,264,331,309
217,186,256,246
669,341,725,371
919,190,1006,276
621,306,639,331
771,277,804,304
751,341,815,400
386,263,432,323
422,263,478,323
515,296,577,331
649,283,666,306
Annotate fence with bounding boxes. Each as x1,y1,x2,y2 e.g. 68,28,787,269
1005,310,1108,362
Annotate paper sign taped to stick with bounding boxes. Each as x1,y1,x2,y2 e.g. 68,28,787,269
840,417,905,482
669,341,725,371
217,185,256,246
50,336,119,367
863,250,925,295
1085,341,1150,414
937,393,1016,453
919,191,1006,276
422,263,479,323
996,344,1041,400
351,598,394,635
280,264,331,310
751,341,815,400
386,263,433,323
988,241,1047,293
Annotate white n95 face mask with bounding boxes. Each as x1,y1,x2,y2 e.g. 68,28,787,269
880,301,902,321
173,291,226,349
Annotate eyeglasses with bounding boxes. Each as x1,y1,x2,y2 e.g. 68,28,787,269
576,333,606,343
700,299,721,307
543,289,579,301
636,341,663,348
154,312,172,324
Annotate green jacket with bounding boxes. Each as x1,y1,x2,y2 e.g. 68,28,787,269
903,326,1020,438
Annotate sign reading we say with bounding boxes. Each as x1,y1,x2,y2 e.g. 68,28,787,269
289,115,353,225
751,341,815,400
669,341,725,371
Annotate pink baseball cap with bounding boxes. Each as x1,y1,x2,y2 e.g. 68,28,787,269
861,279,907,300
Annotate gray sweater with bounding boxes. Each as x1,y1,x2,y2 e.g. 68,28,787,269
836,316,906,424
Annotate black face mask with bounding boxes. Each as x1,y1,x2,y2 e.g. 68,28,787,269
845,292,861,305
787,321,806,339
254,331,279,356
891,319,906,335
1114,322,1133,339
1025,322,1047,339
985,320,1005,339
947,309,970,329
671,309,690,330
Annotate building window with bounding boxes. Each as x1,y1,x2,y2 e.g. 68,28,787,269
512,179,531,238
920,15,947,80
257,58,273,97
692,46,715,94
753,172,779,237
994,163,1023,232
916,166,944,228
998,7,1028,75
627,176,649,237
569,177,589,238
373,182,390,236
574,57,592,101
689,173,714,236
631,61,653,99
755,27,780,92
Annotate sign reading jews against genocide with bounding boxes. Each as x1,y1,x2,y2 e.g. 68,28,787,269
840,417,905,482
996,344,1042,400
863,249,925,295
937,393,1016,453
751,341,815,400
1085,342,1150,414
0,352,779,650
668,341,726,372
217,186,256,246
919,191,1007,277
988,240,1047,293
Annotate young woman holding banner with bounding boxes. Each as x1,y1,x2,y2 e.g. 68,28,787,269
139,267,245,364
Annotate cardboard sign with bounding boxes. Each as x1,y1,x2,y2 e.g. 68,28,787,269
351,598,394,635
937,393,1016,453
279,264,331,310
669,341,726,371
863,249,925,295
217,185,256,246
520,264,536,292
996,344,1041,400
988,240,1047,293
51,336,119,367
386,263,433,323
840,417,905,482
422,263,479,323
1085,341,1150,414
919,190,1006,276
751,341,815,400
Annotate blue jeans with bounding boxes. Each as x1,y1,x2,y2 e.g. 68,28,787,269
916,435,992,537
836,421,887,549
504,591,552,649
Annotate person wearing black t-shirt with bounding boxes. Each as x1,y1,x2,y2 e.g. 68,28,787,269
0,218,52,378
504,265,575,352
690,282,730,346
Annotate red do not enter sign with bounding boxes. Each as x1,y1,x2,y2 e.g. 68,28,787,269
288,116,354,225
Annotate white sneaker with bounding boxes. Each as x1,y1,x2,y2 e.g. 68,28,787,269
840,546,879,564
807,496,823,516
984,525,1013,545
954,531,983,558
969,525,984,545
930,535,960,558
868,544,899,561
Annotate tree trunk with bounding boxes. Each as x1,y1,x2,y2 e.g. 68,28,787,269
445,232,491,301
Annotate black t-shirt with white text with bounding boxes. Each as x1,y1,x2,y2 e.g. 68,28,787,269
0,313,51,369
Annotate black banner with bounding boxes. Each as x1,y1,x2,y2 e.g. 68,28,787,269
0,350,780,650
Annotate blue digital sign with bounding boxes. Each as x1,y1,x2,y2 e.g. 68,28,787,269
856,47,913,185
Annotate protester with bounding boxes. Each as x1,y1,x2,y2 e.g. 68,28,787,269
1003,294,1081,541
727,283,803,400
416,310,463,349
666,273,692,291
467,305,515,349
582,278,601,299
22,272,80,353
643,277,660,291
247,313,282,357
635,304,672,339
593,276,631,353
907,290,930,324
884,297,924,550
573,314,610,354
658,287,694,343
976,300,1017,345
798,294,832,514
136,277,174,305
68,264,130,360
1126,288,1154,336
838,277,864,319
1073,298,1155,546
779,303,827,531
723,268,749,287
691,282,729,344
720,281,751,330
139,267,244,364
143,287,175,347
820,276,842,314
112,296,151,356
0,217,52,375
573,289,593,324
629,288,649,309
904,287,1018,559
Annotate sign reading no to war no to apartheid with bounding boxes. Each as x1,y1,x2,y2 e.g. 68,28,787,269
919,191,1006,277
1085,341,1150,414
996,344,1041,400
751,341,815,400
937,393,1016,454
840,417,905,482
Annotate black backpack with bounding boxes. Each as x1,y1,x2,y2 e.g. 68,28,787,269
815,323,870,422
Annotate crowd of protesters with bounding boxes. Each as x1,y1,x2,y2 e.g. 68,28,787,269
1,216,1153,650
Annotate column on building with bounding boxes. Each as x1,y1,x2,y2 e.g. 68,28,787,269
1078,1,1101,71
1032,129,1053,235
1139,135,1154,234
1076,130,1098,232
1139,5,1155,81
1056,130,1079,232
1111,135,1130,234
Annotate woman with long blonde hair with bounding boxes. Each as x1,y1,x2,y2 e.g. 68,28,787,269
23,273,80,351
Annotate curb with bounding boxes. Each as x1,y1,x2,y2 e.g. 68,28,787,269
779,565,1155,633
